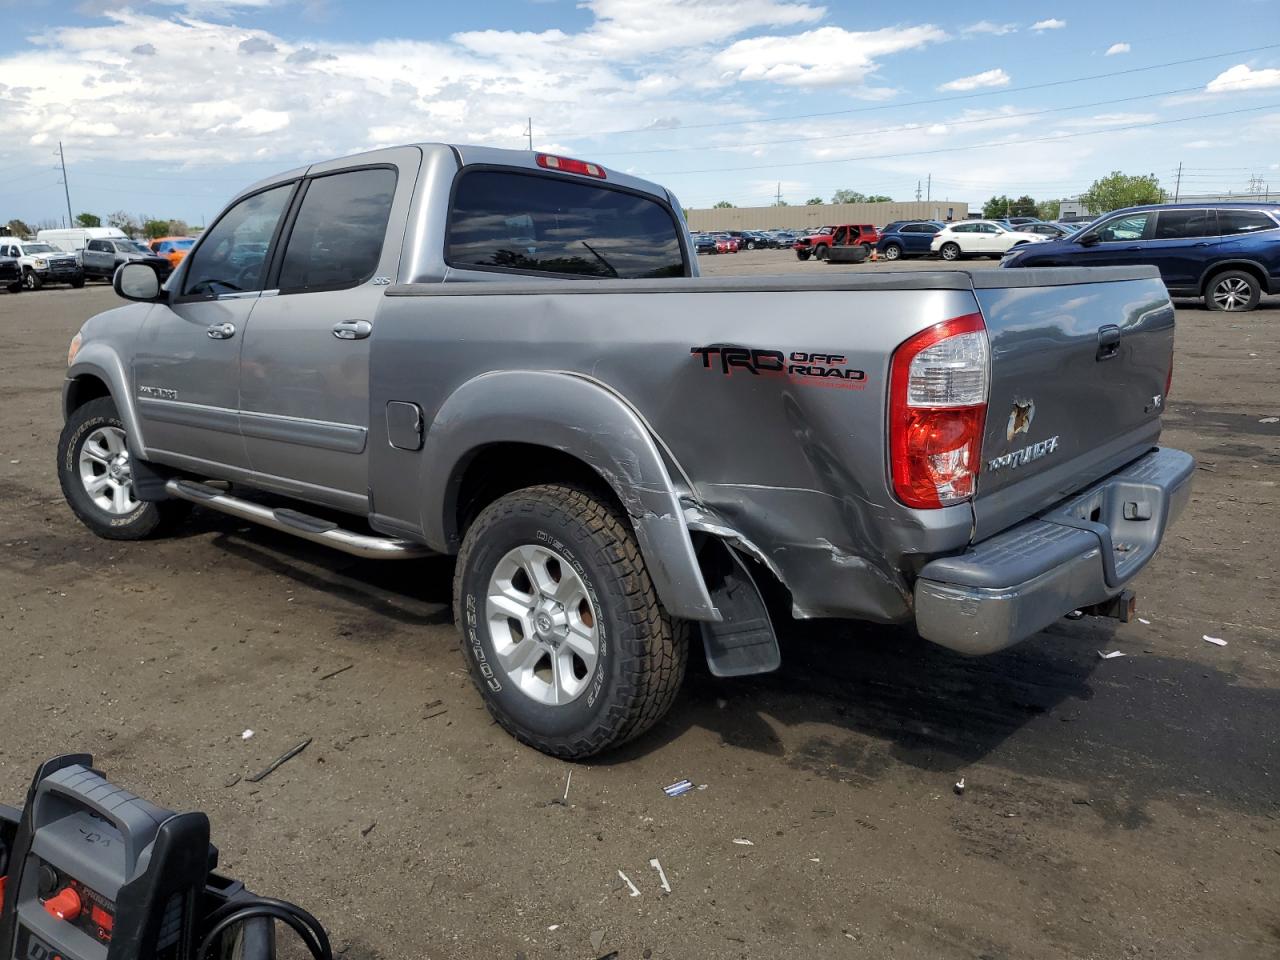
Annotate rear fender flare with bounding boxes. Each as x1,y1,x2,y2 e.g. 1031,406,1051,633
421,369,720,622
1198,258,1272,295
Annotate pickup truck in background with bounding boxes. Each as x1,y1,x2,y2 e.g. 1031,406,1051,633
57,144,1194,759
794,224,879,261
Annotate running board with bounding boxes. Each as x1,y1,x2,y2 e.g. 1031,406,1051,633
164,479,433,560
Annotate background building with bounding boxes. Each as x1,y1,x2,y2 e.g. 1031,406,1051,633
686,200,968,232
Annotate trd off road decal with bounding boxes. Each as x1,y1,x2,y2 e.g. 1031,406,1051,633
690,346,867,390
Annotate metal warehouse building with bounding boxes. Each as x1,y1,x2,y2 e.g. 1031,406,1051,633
686,200,969,232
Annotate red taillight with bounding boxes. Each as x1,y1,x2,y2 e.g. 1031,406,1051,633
536,154,606,179
889,313,989,509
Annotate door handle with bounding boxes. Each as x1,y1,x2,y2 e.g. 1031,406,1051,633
332,319,372,340
1096,324,1122,361
207,322,236,340
1124,245,1143,250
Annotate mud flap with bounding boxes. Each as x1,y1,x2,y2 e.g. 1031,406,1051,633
699,544,781,677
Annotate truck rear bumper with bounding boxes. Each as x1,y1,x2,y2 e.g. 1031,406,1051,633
914,447,1195,655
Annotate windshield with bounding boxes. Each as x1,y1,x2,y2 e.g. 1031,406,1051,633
172,239,195,250
23,243,56,254
116,241,152,254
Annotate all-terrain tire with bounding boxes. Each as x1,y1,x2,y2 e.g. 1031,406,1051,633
58,396,186,540
453,484,688,759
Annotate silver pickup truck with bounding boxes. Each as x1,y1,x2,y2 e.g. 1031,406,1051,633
58,144,1194,758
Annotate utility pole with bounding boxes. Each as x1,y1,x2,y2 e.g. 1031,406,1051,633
775,181,783,206
58,141,74,228
525,117,533,151
1173,162,1182,202
926,173,931,202
915,180,921,201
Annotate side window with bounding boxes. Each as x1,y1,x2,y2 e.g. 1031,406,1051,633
920,224,940,234
1153,209,1214,240
86,240,104,252
277,168,396,293
1086,213,1152,243
950,224,973,234
1218,209,1277,235
183,183,294,298
446,169,686,279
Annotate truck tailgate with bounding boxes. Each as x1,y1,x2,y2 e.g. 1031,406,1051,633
970,267,1174,541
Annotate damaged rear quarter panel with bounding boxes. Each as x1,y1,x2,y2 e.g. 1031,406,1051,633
373,280,980,624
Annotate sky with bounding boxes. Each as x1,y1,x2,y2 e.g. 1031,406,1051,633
3,0,1279,226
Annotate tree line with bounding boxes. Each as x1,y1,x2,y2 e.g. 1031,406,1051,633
706,171,1166,217
4,212,196,239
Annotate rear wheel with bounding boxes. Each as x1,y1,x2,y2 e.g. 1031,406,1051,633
939,242,961,262
57,396,186,540
1205,270,1260,312
882,243,902,261
814,244,829,261
454,484,688,759
796,249,811,262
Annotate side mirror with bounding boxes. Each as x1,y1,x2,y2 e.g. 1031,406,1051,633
1077,232,1099,247
114,261,164,302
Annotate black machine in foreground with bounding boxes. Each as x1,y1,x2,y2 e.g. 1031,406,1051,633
0,755,331,960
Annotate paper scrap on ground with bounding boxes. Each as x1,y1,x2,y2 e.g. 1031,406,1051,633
649,858,671,893
1260,417,1279,424
1203,635,1227,646
732,838,754,846
1098,650,1127,659
241,729,254,740
1138,618,1151,625
663,778,694,797
617,870,641,898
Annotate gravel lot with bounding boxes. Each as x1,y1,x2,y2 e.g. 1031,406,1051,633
1,256,1277,959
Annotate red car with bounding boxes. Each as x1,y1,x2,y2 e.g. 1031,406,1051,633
794,224,879,261
712,234,740,254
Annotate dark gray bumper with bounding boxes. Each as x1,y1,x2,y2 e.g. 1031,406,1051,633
914,447,1195,655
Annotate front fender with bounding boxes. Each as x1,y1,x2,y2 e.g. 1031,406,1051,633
65,346,146,457
421,369,720,622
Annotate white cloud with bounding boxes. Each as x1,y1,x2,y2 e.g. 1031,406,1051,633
1105,42,1130,56
938,68,1010,92
1031,18,1066,31
715,23,947,88
1206,63,1280,92
963,21,1016,36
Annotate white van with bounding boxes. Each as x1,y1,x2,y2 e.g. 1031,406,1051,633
36,226,128,253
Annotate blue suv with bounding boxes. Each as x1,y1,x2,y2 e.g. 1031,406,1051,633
1000,202,1280,311
875,220,945,261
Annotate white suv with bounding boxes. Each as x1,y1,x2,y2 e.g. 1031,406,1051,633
930,220,1047,261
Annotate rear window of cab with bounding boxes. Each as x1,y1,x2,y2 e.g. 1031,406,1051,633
445,169,687,280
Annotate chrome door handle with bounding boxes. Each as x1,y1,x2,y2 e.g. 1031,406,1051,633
207,322,236,340
332,319,372,340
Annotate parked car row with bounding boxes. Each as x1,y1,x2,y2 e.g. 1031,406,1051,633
690,228,800,254
0,226,196,292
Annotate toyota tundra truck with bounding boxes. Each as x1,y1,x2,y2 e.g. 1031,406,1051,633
57,144,1193,759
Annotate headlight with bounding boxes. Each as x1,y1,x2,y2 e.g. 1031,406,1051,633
67,332,82,367
32,258,47,268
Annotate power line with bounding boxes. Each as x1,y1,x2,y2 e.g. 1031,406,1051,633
588,83,1208,158
644,102,1280,177
547,42,1280,139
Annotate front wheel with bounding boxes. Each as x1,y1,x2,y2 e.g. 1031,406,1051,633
57,396,185,540
23,270,41,291
71,275,86,289
454,484,688,759
1205,270,1260,312
939,242,961,262
882,243,902,261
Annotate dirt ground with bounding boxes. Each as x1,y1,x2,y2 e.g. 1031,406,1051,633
1,255,1277,960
